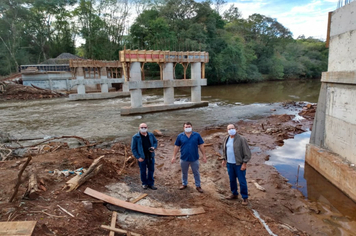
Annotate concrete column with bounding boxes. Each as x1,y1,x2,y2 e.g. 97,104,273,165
77,67,86,95
163,63,174,104
191,62,201,102
130,62,142,108
100,67,109,93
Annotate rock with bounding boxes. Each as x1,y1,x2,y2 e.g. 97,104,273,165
159,144,165,147
0,131,12,143
264,155,270,161
82,201,93,211
12,148,28,157
308,202,320,214
153,130,163,136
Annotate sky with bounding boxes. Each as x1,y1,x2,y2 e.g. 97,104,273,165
221,0,340,40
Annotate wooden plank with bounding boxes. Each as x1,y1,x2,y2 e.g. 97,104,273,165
84,187,205,216
109,211,117,236
101,225,142,236
131,193,148,204
0,221,37,236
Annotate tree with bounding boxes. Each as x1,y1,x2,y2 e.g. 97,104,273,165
223,4,241,23
0,0,30,74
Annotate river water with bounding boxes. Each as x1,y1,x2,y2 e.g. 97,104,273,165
1,79,356,232
0,80,320,141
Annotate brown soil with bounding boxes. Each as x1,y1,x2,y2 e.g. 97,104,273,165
1,104,334,236
0,82,66,101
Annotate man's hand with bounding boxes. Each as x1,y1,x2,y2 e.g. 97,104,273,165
202,155,207,163
241,162,247,171
222,160,226,166
138,158,144,162
171,156,176,163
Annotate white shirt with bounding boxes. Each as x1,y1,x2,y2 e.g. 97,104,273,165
226,137,236,164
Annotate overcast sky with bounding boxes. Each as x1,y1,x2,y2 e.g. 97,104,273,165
222,0,339,40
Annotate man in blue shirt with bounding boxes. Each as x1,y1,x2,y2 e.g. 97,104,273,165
131,123,158,190
171,122,207,193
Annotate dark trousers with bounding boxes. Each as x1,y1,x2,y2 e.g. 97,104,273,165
227,163,248,199
138,157,155,186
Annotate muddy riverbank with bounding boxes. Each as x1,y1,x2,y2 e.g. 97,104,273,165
2,102,353,236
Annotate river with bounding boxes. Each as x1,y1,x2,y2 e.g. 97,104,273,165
0,80,320,141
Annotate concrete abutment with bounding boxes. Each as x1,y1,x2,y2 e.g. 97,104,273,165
306,1,356,202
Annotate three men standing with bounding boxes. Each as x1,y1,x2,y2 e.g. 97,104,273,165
131,121,251,204
171,122,207,193
222,124,251,205
131,123,158,190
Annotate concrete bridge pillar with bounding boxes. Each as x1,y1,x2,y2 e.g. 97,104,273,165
100,67,109,93
163,63,174,104
191,62,201,102
77,67,86,95
129,62,142,108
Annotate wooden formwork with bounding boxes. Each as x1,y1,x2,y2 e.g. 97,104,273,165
119,50,209,81
119,50,209,63
69,59,122,68
69,59,123,79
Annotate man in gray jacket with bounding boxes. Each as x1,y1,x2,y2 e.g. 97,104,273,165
222,124,251,205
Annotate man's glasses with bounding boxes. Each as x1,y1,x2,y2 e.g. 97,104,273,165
140,127,147,128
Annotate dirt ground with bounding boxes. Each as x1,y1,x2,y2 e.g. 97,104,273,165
1,101,342,236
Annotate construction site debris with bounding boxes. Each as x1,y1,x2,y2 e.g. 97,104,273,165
0,82,67,100
63,156,104,192
0,221,37,236
9,156,32,203
84,187,206,216
101,225,142,236
23,173,40,200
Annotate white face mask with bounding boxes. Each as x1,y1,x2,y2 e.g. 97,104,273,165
140,128,147,133
184,127,192,133
228,129,236,135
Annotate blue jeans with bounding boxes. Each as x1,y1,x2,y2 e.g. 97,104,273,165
227,163,248,199
138,158,155,186
180,160,200,187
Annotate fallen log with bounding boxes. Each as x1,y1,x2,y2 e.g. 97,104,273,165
23,173,40,199
63,155,104,192
9,156,32,202
84,187,205,216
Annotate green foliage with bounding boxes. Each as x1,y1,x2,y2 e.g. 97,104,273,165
0,0,328,82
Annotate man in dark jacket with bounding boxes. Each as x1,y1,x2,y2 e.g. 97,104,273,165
222,124,251,205
131,123,158,190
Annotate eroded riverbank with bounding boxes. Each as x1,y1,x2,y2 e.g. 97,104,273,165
2,102,356,235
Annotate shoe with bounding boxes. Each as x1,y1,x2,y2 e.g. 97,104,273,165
148,185,157,190
225,194,238,200
242,199,249,206
142,185,148,190
196,187,204,193
179,185,187,190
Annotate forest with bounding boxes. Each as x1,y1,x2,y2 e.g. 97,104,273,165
0,0,328,84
